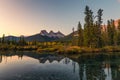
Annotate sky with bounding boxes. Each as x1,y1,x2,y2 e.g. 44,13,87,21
0,0,120,36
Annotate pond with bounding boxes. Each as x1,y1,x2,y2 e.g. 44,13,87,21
0,52,120,80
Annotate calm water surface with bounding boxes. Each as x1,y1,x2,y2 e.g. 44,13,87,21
0,52,120,80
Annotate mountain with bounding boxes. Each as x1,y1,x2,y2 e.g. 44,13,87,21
40,30,65,38
48,30,56,38
58,31,78,41
2,30,65,42
40,30,49,36
55,31,65,38
25,33,58,42
4,36,19,42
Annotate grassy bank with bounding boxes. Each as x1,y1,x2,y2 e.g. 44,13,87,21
66,46,120,53
37,46,120,54
1,44,120,54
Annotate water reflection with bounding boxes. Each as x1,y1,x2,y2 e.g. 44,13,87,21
0,52,79,80
0,52,120,80
78,54,120,80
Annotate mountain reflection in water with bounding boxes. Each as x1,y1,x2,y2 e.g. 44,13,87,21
0,52,120,80
0,52,79,80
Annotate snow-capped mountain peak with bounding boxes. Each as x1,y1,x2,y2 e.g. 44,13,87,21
40,30,65,38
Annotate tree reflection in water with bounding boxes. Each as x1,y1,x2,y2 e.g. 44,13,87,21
77,54,120,80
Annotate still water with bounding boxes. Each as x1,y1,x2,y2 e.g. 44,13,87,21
0,52,120,80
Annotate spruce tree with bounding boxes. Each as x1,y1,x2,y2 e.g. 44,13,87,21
84,6,96,48
116,20,120,45
107,20,115,46
96,9,103,47
111,19,116,46
19,35,26,46
107,20,112,45
101,31,109,46
2,34,5,44
77,22,83,47
84,6,92,47
84,6,89,47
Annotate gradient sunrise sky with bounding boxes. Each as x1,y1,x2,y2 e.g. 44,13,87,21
0,0,120,36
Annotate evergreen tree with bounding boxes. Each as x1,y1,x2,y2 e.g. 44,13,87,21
19,35,26,46
101,31,109,46
2,34,5,44
84,6,93,47
84,6,97,48
77,22,83,46
92,23,101,47
107,20,112,45
111,19,116,46
116,20,120,45
118,20,120,30
72,27,75,46
114,30,118,46
84,6,90,47
0,38,1,43
107,20,115,46
89,9,94,47
96,9,103,47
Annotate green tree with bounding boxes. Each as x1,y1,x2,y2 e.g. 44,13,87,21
107,20,112,45
114,28,118,46
77,22,83,46
2,34,5,44
116,20,120,45
84,6,93,47
107,20,115,46
84,6,90,47
96,9,103,47
101,31,109,46
118,20,120,30
72,27,78,46
84,6,97,48
19,35,26,46
72,27,75,46
110,20,116,46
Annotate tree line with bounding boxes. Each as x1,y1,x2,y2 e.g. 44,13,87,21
77,6,120,48
0,34,26,46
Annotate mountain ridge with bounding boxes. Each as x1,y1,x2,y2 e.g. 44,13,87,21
2,30,65,42
40,30,65,38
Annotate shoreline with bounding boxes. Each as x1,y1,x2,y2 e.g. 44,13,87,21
0,45,120,54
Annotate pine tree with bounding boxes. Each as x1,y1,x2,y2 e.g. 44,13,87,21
84,6,90,47
96,9,103,47
118,20,120,30
107,20,115,46
116,20,120,45
19,35,26,46
72,27,75,46
84,6,94,47
84,6,97,48
107,20,112,45
89,10,94,46
2,34,5,44
101,31,109,46
77,22,83,46
111,19,116,46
